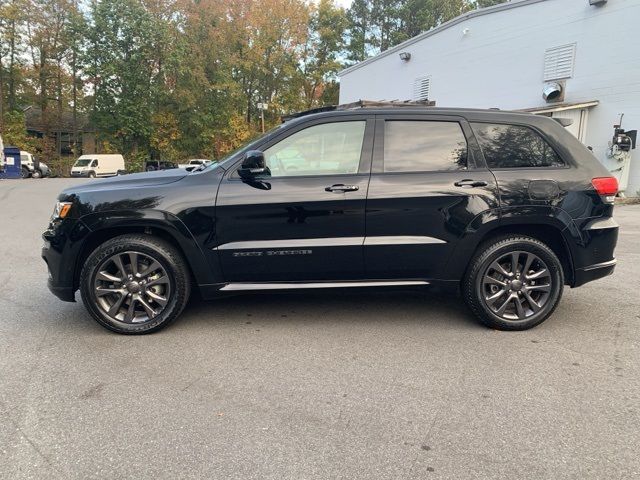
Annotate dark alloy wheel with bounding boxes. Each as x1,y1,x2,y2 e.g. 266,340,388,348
80,235,190,334
463,236,564,331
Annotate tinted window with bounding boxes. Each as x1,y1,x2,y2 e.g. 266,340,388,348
471,123,564,168
384,121,467,172
263,121,366,177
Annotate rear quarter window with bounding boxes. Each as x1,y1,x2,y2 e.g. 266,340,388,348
383,120,468,172
471,123,564,169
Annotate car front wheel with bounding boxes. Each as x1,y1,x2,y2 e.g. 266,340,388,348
80,234,191,334
463,236,564,331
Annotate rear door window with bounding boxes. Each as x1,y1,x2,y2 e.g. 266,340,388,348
471,123,564,168
383,121,467,172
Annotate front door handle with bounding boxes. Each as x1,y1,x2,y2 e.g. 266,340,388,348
325,184,359,193
454,179,488,188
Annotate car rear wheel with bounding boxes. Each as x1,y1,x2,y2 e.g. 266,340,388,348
80,234,191,334
31,169,42,179
463,236,564,330
21,167,31,179
88,171,96,178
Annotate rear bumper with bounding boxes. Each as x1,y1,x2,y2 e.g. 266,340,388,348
572,258,616,287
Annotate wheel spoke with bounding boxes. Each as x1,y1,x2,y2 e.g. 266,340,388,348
483,276,507,287
107,293,127,316
95,287,123,297
522,290,541,312
490,261,511,278
96,271,122,283
526,268,549,281
515,296,525,319
128,253,139,276
527,283,551,292
146,275,169,288
486,289,507,304
138,297,156,318
510,252,520,275
523,253,535,275
113,254,127,278
124,298,137,323
495,294,514,315
140,261,161,279
146,290,168,306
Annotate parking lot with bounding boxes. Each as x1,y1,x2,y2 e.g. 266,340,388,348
0,178,639,479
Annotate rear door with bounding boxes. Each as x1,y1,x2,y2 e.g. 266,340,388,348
215,115,374,282
364,114,499,279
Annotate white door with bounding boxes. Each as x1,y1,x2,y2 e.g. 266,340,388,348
551,108,588,143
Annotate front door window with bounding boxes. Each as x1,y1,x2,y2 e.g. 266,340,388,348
263,121,366,177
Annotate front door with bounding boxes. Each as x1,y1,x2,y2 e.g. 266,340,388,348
215,116,374,282
364,114,500,279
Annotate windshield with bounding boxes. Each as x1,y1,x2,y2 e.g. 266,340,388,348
74,159,92,167
200,124,285,172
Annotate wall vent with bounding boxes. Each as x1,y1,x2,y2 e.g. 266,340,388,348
413,75,431,101
544,44,576,81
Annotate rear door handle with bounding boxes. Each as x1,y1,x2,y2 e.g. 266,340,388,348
325,184,359,193
454,179,488,188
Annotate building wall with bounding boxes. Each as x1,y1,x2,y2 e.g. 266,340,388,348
339,0,640,195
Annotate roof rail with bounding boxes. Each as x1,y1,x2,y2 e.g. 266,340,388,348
281,99,436,122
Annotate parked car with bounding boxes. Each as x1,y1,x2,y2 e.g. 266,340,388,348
145,160,178,172
178,159,213,171
70,154,125,178
42,104,619,334
20,151,50,179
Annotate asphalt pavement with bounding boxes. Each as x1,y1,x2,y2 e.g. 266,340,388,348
1,178,639,479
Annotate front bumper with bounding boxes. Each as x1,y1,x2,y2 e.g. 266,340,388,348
42,219,91,302
70,171,90,177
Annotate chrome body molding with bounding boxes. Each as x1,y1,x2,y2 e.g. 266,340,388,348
582,258,617,271
217,235,446,250
363,235,446,245
220,280,430,291
584,217,619,230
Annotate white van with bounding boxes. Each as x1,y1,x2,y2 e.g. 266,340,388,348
71,154,125,178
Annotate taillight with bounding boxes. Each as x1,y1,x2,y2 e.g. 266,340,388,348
592,177,618,203
592,177,618,195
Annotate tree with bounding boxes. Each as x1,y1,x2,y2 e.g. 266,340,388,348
298,0,347,109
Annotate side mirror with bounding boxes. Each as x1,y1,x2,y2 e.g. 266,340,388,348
238,150,269,178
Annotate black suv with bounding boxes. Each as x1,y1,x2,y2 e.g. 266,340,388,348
42,104,619,334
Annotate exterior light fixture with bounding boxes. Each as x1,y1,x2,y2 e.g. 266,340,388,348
399,52,411,61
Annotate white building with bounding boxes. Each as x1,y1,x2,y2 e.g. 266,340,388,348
338,0,640,196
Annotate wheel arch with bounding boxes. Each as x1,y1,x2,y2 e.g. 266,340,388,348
74,211,218,291
445,211,578,286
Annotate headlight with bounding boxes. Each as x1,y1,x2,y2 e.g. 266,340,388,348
51,201,73,220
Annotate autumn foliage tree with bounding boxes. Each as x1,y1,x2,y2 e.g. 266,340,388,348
0,0,507,170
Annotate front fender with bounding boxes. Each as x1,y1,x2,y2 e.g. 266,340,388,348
78,209,219,286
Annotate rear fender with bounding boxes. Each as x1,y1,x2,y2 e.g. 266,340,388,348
442,206,580,281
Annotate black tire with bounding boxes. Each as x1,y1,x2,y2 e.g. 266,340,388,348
31,169,42,179
462,235,564,331
21,167,31,179
80,234,191,334
88,171,96,178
